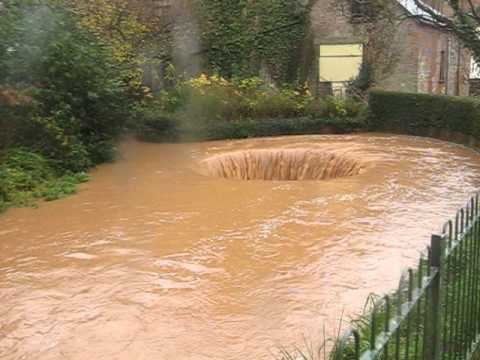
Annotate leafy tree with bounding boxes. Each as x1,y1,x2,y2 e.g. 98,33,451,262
66,0,154,92
0,0,131,170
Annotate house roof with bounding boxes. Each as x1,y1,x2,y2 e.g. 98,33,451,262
395,0,443,21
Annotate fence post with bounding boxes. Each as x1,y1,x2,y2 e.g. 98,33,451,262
427,234,444,360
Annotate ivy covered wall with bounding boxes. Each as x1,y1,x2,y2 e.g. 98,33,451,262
195,0,310,84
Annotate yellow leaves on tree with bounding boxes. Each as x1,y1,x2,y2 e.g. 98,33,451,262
68,0,152,90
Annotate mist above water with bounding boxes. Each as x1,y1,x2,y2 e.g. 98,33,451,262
171,0,201,78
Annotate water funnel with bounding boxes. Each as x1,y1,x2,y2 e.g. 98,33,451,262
201,149,364,181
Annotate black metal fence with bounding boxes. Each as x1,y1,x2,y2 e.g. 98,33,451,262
333,193,480,360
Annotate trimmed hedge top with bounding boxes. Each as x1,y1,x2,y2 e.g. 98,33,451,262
137,116,367,143
369,90,480,138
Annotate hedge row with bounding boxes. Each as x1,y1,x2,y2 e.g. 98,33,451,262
136,116,368,143
369,90,480,137
139,91,480,143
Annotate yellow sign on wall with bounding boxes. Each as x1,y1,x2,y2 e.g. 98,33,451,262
319,44,363,82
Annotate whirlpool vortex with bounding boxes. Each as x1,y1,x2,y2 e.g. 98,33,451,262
201,148,365,181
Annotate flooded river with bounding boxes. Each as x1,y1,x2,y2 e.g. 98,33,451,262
2,134,480,360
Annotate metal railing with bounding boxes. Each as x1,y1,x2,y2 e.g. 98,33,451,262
333,192,480,359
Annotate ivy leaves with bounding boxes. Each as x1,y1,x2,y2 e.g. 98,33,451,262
197,0,308,84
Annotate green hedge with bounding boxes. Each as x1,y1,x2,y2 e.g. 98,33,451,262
369,90,480,137
136,116,368,143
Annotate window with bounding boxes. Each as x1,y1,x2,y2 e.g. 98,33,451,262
471,57,480,79
318,44,364,83
350,0,374,23
439,50,446,83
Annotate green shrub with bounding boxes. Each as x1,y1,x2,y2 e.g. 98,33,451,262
0,148,89,211
306,96,368,119
0,1,138,211
205,117,367,140
183,90,244,122
343,97,369,118
139,116,367,143
0,87,38,151
163,74,316,122
0,149,53,201
183,73,246,121
153,74,365,126
369,90,480,136
15,114,94,172
135,75,368,142
0,199,7,212
0,0,131,172
40,172,89,201
252,89,306,119
154,88,188,113
133,104,178,142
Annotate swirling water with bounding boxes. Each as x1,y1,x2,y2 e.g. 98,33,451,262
1,134,480,360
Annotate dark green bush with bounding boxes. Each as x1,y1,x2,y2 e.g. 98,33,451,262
40,172,89,201
0,148,89,210
137,116,367,143
132,104,179,142
0,0,131,211
0,0,131,171
252,89,304,119
369,90,480,136
305,96,368,120
206,117,367,140
0,149,52,200
0,92,37,151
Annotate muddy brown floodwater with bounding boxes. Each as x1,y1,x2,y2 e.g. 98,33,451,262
2,134,480,360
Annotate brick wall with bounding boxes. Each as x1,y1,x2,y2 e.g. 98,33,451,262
469,79,480,96
309,0,471,96
376,18,419,93
309,0,366,94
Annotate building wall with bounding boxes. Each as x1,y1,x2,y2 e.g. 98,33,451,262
405,21,446,94
309,0,471,96
409,24,469,96
375,18,418,93
310,1,362,44
133,0,473,95
309,0,364,93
